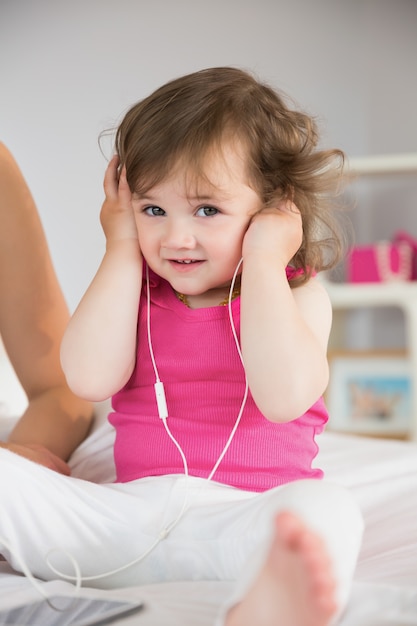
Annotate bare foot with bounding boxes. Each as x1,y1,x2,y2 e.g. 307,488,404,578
225,511,338,626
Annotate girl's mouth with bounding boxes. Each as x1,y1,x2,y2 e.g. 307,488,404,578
169,259,204,271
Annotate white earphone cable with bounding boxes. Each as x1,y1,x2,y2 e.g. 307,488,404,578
2,259,248,592
207,258,247,481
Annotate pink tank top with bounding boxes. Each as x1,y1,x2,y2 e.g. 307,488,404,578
109,270,328,492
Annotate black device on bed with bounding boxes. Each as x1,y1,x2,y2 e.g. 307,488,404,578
0,594,144,626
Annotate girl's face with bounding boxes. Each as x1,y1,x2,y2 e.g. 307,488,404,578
132,141,262,308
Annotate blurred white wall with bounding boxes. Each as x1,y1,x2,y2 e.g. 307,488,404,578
0,0,416,312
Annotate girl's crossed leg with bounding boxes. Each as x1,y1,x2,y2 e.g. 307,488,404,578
0,449,363,626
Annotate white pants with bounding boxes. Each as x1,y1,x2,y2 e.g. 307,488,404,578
0,449,363,621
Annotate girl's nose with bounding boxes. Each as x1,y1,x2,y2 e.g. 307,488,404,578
161,221,197,249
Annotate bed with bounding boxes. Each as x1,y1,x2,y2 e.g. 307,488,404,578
1,347,417,625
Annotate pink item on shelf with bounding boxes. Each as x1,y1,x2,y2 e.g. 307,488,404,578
393,230,417,279
346,239,414,283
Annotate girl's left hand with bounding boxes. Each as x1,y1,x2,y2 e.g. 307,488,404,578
242,200,303,267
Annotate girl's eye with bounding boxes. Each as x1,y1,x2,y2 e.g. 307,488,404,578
144,206,165,216
196,206,219,217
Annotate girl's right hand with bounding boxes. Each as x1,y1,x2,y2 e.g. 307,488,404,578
61,155,143,402
100,155,139,243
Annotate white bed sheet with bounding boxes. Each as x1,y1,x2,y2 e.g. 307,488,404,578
1,400,417,625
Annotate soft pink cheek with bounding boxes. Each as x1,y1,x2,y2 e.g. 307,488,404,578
136,230,154,254
226,233,246,257
136,241,155,268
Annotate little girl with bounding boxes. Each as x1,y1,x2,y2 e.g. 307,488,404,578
2,67,363,626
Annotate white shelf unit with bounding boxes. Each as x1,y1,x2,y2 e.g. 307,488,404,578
325,153,417,441
347,152,417,176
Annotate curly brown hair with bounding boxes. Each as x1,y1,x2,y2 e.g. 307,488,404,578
114,67,345,285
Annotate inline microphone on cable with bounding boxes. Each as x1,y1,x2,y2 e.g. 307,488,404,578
154,381,168,419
